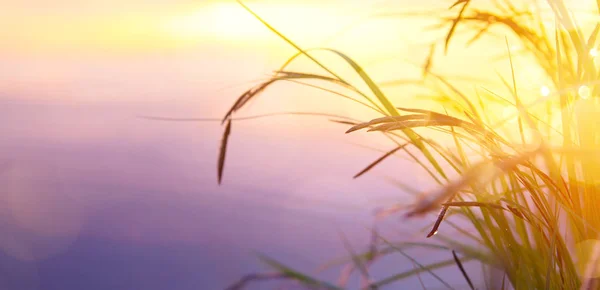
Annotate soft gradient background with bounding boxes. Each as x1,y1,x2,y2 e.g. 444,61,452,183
1,0,591,289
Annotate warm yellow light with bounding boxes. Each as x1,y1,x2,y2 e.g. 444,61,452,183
591,48,599,57
162,3,264,41
551,112,562,130
540,86,550,97
161,2,349,44
502,107,518,122
576,239,600,278
579,85,591,99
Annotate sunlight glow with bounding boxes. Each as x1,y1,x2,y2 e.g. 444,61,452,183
591,47,599,57
551,112,562,132
579,85,591,99
576,239,600,278
540,86,551,97
502,107,518,123
162,3,262,41
161,2,349,44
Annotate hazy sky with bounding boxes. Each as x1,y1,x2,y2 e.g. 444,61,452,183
1,0,452,54
0,1,597,289
1,2,460,289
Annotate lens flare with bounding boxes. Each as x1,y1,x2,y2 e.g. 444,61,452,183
579,85,591,99
540,86,550,97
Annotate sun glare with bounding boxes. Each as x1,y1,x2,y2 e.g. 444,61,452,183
540,85,551,97
162,2,348,45
163,3,263,41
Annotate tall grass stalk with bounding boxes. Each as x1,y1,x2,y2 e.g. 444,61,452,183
218,0,600,289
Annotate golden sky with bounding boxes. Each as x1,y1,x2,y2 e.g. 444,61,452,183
3,0,597,53
0,0,449,54
2,0,597,119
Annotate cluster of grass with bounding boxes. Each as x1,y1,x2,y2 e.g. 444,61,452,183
218,0,600,289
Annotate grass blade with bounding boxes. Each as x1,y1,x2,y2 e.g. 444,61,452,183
321,49,398,116
372,233,456,290
449,0,469,9
407,149,540,218
423,43,436,77
258,254,342,290
235,1,339,80
442,201,505,210
224,272,286,290
217,120,232,185
338,231,372,288
444,0,471,53
354,144,408,179
452,250,475,290
371,258,463,288
426,206,449,238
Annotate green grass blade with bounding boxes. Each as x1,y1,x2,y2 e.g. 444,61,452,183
371,258,463,289
258,254,342,290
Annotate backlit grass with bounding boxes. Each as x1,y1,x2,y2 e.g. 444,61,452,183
218,0,600,289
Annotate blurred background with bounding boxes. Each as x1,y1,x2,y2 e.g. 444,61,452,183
2,0,594,289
